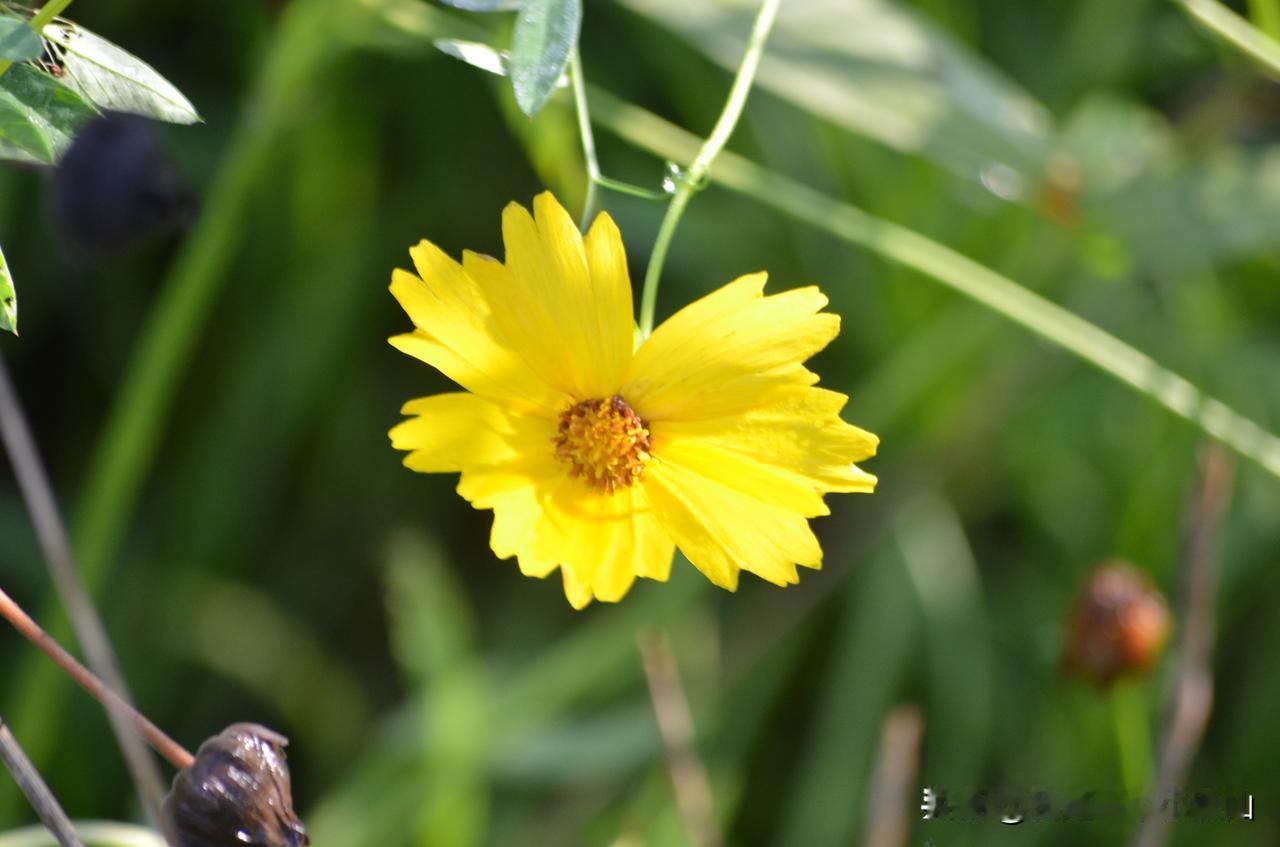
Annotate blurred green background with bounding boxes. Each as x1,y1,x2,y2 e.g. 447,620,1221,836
2,0,1280,845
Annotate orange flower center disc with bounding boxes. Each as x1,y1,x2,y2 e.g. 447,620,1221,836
554,395,652,493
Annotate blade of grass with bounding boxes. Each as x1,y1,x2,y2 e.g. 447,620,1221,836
896,496,992,790
1247,0,1280,38
1174,0,1280,77
586,87,1280,481
776,549,916,846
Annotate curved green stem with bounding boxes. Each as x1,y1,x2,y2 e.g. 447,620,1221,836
594,174,666,200
568,45,600,230
0,0,76,79
637,0,781,337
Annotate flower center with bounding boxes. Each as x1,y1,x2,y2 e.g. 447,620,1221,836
553,395,652,493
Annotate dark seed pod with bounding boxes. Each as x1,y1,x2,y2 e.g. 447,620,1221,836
1064,561,1170,685
48,114,196,257
163,724,308,847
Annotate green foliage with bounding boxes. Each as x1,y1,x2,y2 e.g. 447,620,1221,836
0,10,198,339
510,0,580,116
41,20,200,124
434,37,510,78
0,239,13,334
0,19,42,63
440,0,521,11
0,63,96,165
2,1,1280,846
619,0,1050,186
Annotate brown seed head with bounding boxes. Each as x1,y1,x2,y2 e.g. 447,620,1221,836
163,723,308,847
1064,561,1170,685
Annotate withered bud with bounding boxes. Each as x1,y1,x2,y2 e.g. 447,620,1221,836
1065,561,1170,685
163,724,308,847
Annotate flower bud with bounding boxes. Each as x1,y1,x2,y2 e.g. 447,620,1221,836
1065,561,1170,684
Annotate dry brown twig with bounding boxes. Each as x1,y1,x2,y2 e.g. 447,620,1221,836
862,705,925,847
638,631,722,847
0,586,194,771
1132,444,1234,847
0,714,85,847
0,354,184,838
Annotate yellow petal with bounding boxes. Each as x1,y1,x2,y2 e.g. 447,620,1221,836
490,489,562,579
562,567,595,610
386,394,552,473
461,251,575,400
530,479,675,606
389,249,564,411
648,432,831,517
655,385,878,494
582,211,636,381
644,458,824,590
500,194,634,398
626,274,840,421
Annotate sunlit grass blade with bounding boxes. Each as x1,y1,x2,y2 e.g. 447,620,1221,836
588,87,1280,481
1175,0,1280,77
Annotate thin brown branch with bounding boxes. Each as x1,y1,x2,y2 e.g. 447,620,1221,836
862,705,924,847
638,631,722,847
0,714,85,847
0,354,175,830
0,586,194,771
1132,444,1234,847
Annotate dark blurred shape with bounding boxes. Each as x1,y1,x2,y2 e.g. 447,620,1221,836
163,723,308,847
1065,561,1170,685
49,115,196,257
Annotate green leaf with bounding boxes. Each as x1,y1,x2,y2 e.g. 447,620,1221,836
618,0,1052,186
42,20,200,124
0,62,97,165
434,36,573,94
509,0,579,117
0,240,15,335
434,37,510,77
439,0,521,10
0,19,42,62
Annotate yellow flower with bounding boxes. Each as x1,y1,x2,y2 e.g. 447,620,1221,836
388,192,878,608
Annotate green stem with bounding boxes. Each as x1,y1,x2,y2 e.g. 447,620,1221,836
1247,0,1280,38
587,86,1280,480
637,0,781,337
1111,681,1153,799
1174,0,1280,76
594,174,666,200
0,0,75,79
568,46,600,230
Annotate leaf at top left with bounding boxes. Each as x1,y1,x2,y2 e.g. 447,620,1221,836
42,20,200,124
0,17,43,61
0,62,98,165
